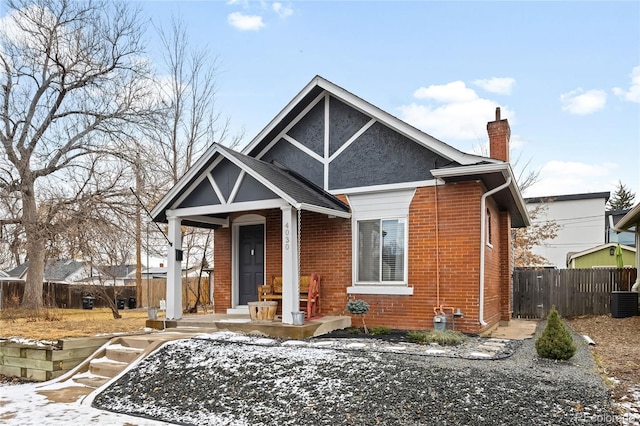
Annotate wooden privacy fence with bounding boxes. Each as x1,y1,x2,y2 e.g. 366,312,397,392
140,278,211,310
513,268,637,318
0,278,211,311
0,281,136,310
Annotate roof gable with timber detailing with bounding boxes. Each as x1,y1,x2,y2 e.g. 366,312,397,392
244,76,494,193
150,144,350,226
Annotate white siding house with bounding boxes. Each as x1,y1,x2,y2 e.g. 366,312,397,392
525,192,610,268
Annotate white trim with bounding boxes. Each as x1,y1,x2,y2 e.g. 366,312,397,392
280,206,299,324
170,156,224,210
324,94,330,190
219,152,301,208
167,199,288,218
282,134,325,163
152,144,221,218
208,173,227,205
332,180,438,196
254,90,327,161
232,216,266,309
346,286,414,295
299,203,351,218
227,170,245,204
328,118,376,162
349,190,414,287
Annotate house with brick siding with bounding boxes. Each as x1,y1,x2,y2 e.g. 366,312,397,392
151,76,530,334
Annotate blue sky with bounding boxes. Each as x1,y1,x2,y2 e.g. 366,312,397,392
118,2,640,199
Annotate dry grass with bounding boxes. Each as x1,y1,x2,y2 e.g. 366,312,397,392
0,308,151,341
569,315,640,404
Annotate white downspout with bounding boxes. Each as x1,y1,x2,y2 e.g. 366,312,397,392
479,177,512,326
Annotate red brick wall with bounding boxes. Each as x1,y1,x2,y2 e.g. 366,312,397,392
213,226,231,311
212,182,512,333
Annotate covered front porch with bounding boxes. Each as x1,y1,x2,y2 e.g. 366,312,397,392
146,313,351,340
150,144,351,325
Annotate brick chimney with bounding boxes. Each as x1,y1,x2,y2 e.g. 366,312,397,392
486,107,510,162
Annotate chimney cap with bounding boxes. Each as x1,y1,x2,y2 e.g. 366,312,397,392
495,107,501,121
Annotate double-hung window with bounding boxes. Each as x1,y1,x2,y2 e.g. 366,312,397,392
357,218,406,283
347,189,414,295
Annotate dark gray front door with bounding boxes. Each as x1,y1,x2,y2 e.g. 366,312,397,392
238,224,264,305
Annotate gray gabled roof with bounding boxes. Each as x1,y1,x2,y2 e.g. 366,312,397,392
218,145,349,213
7,259,102,282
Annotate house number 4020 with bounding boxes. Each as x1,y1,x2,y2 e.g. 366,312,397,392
284,222,290,250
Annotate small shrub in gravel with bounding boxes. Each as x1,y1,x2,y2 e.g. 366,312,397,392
370,326,391,335
346,299,370,333
535,306,576,360
407,329,468,345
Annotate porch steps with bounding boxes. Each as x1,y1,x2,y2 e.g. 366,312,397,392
37,332,194,404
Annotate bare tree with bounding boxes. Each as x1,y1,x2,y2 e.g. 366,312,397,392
513,204,561,267
148,17,237,188
0,0,155,309
134,17,242,309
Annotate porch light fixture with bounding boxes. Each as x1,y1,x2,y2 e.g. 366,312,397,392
609,247,615,256
175,249,184,261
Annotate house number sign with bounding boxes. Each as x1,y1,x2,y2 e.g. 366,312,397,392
284,221,290,250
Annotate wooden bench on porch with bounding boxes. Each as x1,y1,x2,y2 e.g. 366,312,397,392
258,274,321,318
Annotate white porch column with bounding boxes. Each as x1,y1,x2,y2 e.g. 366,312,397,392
281,206,300,324
166,216,183,320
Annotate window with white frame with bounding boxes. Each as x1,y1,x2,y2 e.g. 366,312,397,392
348,189,414,289
357,218,406,283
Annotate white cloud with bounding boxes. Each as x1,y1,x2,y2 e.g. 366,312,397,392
273,2,293,19
413,81,478,103
472,77,516,95
525,160,619,197
612,65,640,103
227,12,265,31
559,88,606,115
400,81,514,142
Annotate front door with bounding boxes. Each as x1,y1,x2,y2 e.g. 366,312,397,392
238,224,264,305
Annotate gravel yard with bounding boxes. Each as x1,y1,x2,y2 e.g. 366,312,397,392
91,323,619,426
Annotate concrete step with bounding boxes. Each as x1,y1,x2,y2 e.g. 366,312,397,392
105,344,144,363
89,357,129,378
117,335,165,350
72,373,111,388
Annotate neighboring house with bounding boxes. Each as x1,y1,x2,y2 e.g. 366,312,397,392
615,203,640,292
151,76,529,333
525,192,610,268
8,259,106,283
89,264,139,286
567,243,636,268
606,208,636,247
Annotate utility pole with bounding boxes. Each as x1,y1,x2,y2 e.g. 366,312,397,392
135,150,143,308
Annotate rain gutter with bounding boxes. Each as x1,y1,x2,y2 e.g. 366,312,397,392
479,177,512,327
